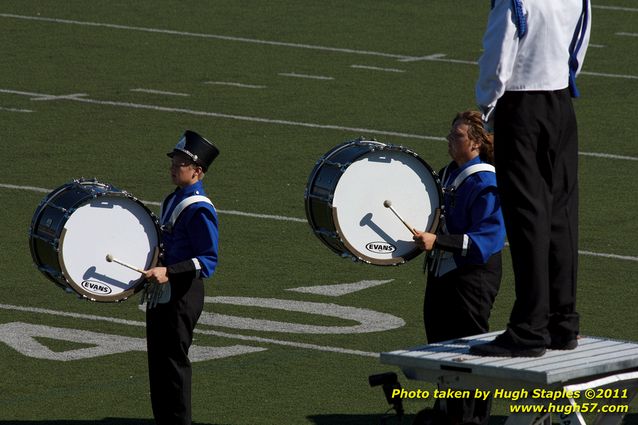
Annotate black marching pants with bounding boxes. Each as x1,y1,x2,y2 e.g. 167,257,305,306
494,88,580,348
146,278,204,425
424,253,502,425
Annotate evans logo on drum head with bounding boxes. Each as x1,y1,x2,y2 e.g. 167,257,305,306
81,280,113,295
365,242,396,254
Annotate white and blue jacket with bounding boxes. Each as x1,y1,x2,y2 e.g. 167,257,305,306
431,157,505,276
159,180,219,279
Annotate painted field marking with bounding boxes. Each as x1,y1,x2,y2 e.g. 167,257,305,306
2,181,638,262
0,13,417,61
278,72,334,80
0,106,33,113
197,296,405,334
287,280,395,297
398,53,447,63
130,88,190,97
205,81,267,89
0,303,380,358
4,87,638,160
594,5,638,12
1,13,635,79
579,152,638,161
350,65,405,73
580,71,638,80
30,93,88,101
0,321,265,362
617,32,638,37
0,87,445,141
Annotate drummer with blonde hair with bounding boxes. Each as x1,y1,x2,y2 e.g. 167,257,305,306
412,110,505,425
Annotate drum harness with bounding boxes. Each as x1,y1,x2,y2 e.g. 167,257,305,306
142,195,214,308
427,163,496,277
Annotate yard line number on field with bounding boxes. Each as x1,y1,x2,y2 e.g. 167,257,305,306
0,291,401,361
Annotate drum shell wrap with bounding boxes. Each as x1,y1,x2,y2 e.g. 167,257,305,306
29,179,161,302
305,139,442,266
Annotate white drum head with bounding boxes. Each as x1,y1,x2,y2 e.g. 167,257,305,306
59,196,159,300
332,148,440,264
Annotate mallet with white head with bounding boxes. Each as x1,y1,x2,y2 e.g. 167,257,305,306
105,254,146,274
383,200,418,236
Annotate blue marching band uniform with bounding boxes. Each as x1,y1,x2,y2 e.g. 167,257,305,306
423,156,505,425
146,131,219,425
425,155,505,347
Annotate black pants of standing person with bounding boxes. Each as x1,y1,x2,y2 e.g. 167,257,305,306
494,88,580,349
146,277,204,425
422,253,501,425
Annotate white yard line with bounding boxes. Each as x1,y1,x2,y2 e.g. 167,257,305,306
130,88,190,97
593,5,638,12
0,88,445,141
0,13,415,61
350,65,405,73
0,182,305,223
579,152,638,161
1,13,636,80
4,182,637,262
0,106,33,113
278,72,334,80
205,81,266,89
3,87,637,161
580,71,638,80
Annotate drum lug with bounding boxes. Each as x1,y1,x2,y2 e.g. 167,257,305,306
319,159,352,172
305,192,333,203
315,229,338,239
29,232,60,248
66,206,79,215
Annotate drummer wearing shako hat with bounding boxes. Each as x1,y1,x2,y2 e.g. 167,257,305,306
144,130,219,425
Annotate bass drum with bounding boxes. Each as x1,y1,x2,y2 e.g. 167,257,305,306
305,139,442,265
29,179,160,302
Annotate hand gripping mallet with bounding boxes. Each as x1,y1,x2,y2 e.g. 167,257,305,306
105,254,146,274
383,200,418,236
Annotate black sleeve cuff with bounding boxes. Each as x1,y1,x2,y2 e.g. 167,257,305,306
167,259,198,279
434,234,471,256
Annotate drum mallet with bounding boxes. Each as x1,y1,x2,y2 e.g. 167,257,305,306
383,200,418,236
105,254,146,274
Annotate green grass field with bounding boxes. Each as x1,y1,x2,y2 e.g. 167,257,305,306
1,1,637,424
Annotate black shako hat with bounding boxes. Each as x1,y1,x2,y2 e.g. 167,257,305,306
167,130,219,172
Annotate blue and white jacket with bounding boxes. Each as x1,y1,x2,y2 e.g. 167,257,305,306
159,180,219,279
432,157,505,275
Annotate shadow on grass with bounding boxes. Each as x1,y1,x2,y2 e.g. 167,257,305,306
308,413,638,425
308,414,414,425
0,420,227,425
2,413,636,425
